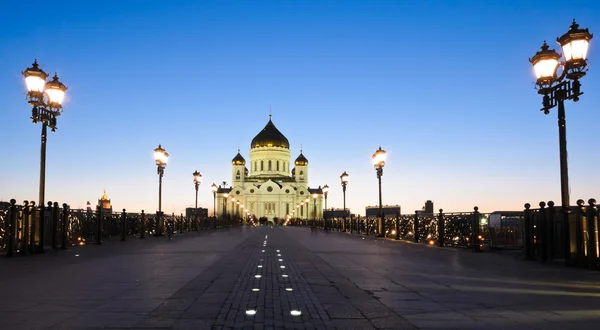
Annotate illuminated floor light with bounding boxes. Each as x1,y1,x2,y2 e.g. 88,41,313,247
277,254,281,256
262,250,265,252
276,250,280,252
252,288,259,292
255,275,262,278
290,310,302,316
282,274,288,278
258,265,263,268
246,309,257,315
280,265,286,269
278,259,283,262
286,288,293,291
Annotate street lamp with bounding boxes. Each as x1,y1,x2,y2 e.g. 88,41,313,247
154,144,169,236
22,60,68,207
340,171,349,232
322,184,329,229
211,183,218,228
223,192,229,223
193,170,202,231
312,193,318,226
372,146,387,237
529,20,593,264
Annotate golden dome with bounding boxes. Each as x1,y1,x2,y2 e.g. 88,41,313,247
101,190,109,201
232,150,246,165
294,152,308,166
251,116,290,149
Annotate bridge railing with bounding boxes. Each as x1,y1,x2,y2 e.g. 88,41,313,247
0,199,228,257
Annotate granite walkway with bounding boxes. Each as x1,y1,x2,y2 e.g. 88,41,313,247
1,226,599,329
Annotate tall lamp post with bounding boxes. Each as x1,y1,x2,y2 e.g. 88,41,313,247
312,193,318,227
223,193,229,224
372,146,387,237
529,20,593,264
305,198,310,225
193,170,202,231
340,171,349,232
322,184,329,230
211,183,218,228
154,145,169,236
22,60,68,207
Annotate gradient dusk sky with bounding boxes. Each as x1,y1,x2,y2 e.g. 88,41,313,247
1,0,599,215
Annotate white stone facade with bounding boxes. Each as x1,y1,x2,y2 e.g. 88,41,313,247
216,118,323,221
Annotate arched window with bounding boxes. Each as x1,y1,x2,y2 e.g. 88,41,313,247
261,161,264,171
268,160,272,171
236,170,240,179
254,161,256,172
277,160,280,171
300,170,304,176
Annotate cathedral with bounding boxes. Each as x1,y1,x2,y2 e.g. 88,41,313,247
216,116,324,222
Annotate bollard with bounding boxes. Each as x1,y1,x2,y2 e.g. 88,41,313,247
524,203,535,260
61,204,69,250
22,201,30,256
538,202,547,262
472,206,481,252
413,211,419,243
52,202,59,250
96,205,103,245
140,210,146,239
586,199,599,270
30,201,37,254
121,209,127,242
437,209,444,247
6,199,17,257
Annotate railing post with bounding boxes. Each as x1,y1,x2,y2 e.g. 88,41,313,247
540,202,549,262
547,201,556,260
38,202,46,253
523,203,535,260
121,209,127,241
472,206,481,252
52,202,59,250
6,199,17,257
576,199,586,267
29,202,37,254
437,209,444,247
395,211,400,240
586,199,599,270
61,203,69,250
140,210,146,239
21,201,30,256
96,205,102,245
413,211,419,243
536,202,546,261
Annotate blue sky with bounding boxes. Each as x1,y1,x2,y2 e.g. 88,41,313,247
1,0,598,215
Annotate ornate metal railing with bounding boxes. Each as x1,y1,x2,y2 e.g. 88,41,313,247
0,199,223,256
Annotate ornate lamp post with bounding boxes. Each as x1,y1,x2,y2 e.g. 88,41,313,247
372,146,387,237
154,145,169,236
340,171,349,232
322,184,329,230
211,183,218,228
22,60,68,207
529,20,593,264
223,193,229,224
305,197,310,225
312,193,318,226
193,170,202,231
236,200,241,223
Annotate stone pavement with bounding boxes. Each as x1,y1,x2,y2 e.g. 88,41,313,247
1,226,600,329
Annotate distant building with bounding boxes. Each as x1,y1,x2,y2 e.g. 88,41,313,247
365,205,401,219
98,190,112,214
323,208,350,219
416,200,434,215
186,207,208,219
